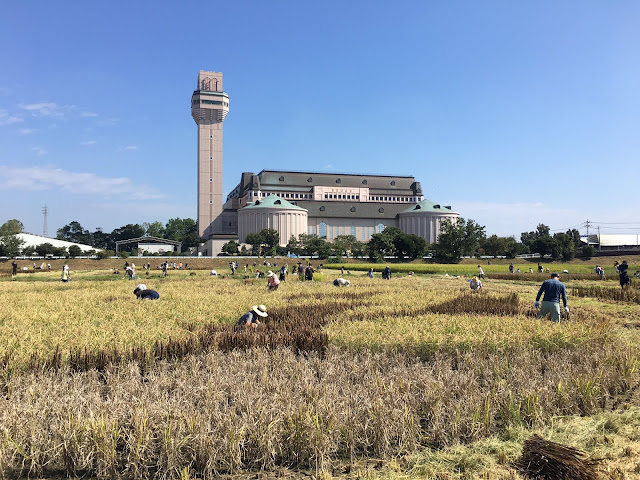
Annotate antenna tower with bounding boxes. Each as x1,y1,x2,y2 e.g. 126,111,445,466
42,205,48,237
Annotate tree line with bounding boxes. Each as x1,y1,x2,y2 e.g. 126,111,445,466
1,216,591,262
222,219,590,263
0,218,203,258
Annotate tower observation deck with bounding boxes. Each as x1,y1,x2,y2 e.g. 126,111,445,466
191,71,230,237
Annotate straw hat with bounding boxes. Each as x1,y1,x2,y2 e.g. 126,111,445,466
252,305,268,317
267,271,275,277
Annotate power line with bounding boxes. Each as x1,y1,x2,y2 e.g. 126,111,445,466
42,205,48,237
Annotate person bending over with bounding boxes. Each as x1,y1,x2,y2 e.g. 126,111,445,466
133,284,160,300
238,305,268,327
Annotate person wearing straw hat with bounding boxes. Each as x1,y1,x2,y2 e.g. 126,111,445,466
238,305,268,327
267,271,280,290
133,283,159,300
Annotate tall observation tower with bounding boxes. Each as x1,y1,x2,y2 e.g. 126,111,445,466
191,71,229,238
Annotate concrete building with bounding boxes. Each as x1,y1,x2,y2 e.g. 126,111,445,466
194,70,459,256
191,71,229,238
237,195,308,246
398,199,459,244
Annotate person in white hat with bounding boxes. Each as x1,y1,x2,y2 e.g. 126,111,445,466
333,278,351,287
133,283,159,300
238,305,268,327
266,271,280,290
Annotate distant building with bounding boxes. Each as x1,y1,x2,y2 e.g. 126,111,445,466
584,234,640,252
192,71,459,256
16,233,100,253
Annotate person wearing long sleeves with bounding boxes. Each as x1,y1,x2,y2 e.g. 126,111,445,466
535,272,568,322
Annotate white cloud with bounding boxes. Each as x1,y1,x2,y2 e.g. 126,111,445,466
123,145,138,151
0,109,24,125
19,102,76,118
20,128,33,134
81,112,98,117
80,140,97,146
32,147,48,156
0,165,164,200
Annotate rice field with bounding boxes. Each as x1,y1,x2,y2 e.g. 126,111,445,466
0,261,639,479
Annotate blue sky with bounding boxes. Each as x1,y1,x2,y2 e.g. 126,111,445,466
1,1,639,238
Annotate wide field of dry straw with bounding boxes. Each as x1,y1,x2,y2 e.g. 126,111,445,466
0,268,638,479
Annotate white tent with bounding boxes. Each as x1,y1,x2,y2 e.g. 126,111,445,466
16,233,100,252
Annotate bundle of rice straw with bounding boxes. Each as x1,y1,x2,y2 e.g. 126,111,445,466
515,435,599,480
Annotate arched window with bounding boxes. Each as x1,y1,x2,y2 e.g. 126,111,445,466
377,223,385,233
319,222,327,238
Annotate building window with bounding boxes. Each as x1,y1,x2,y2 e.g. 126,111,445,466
279,176,284,181
377,223,385,233
379,207,384,213
336,178,341,184
351,226,356,237
390,180,396,186
319,222,327,238
319,206,325,211
350,206,356,212
324,194,328,199
362,179,367,185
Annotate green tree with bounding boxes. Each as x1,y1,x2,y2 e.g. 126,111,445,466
0,234,25,257
35,243,56,256
286,235,303,257
96,250,114,260
581,244,596,259
521,224,556,257
395,233,427,260
143,221,165,238
503,237,528,258
260,229,280,249
222,240,239,255
245,232,264,256
165,218,197,241
434,218,486,262
0,219,24,235
68,245,83,258
333,235,357,257
56,221,92,245
350,239,366,259
297,234,327,257
367,227,403,260
552,232,575,260
91,230,111,250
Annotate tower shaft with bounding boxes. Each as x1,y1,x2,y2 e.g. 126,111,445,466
191,71,229,238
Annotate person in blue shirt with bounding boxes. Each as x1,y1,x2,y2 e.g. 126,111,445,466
133,284,160,300
237,305,268,327
535,272,569,322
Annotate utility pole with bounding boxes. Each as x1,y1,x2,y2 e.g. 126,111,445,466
42,205,48,237
597,226,601,251
585,219,590,245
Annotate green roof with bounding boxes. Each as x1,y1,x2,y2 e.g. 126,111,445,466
242,195,307,211
400,199,457,214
